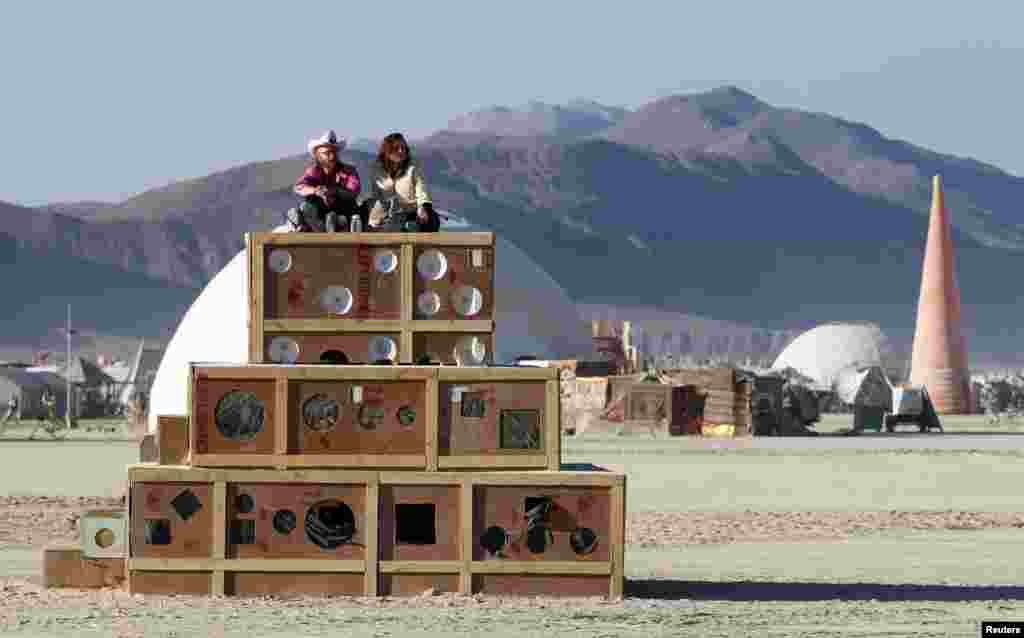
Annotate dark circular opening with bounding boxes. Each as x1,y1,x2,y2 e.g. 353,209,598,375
397,405,416,427
480,526,507,555
357,404,385,431
373,358,394,365
570,527,599,555
320,350,349,364
302,393,340,432
304,500,356,549
214,390,265,440
414,354,434,365
526,526,552,554
272,509,297,535
235,493,254,514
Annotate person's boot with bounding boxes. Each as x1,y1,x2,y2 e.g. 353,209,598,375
325,212,338,233
285,207,304,232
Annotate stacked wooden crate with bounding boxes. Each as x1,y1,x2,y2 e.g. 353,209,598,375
47,231,626,599
662,368,753,436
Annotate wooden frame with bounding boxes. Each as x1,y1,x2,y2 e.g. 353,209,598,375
186,364,559,471
246,232,496,365
125,466,625,599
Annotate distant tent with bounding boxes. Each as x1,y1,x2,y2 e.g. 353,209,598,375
834,365,892,409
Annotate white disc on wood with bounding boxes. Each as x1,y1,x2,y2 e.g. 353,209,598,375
267,336,300,364
368,336,397,362
452,285,483,317
268,249,292,274
417,291,441,316
374,249,398,274
320,286,353,315
416,249,448,280
454,336,487,366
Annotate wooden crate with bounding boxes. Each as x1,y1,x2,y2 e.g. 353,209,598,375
44,545,126,589
125,466,625,599
437,367,560,471
186,364,559,471
126,466,378,597
247,232,495,365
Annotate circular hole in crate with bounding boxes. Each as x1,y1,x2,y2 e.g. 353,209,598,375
267,249,293,274
302,393,340,432
236,493,255,514
451,285,483,317
357,404,385,431
368,336,397,362
453,336,487,367
273,509,297,535
397,405,416,428
416,249,447,281
320,350,349,364
526,526,553,554
479,526,509,556
319,286,353,315
570,527,599,555
267,336,300,364
374,249,398,274
416,291,441,317
304,500,356,549
94,528,115,549
214,390,265,441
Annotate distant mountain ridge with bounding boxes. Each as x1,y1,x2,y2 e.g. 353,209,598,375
3,86,1024,364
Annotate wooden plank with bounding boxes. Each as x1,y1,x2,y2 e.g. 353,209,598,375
438,455,549,470
459,478,473,595
468,472,625,487
401,244,413,322
471,561,612,576
274,377,289,456
400,329,413,365
609,479,625,599
128,558,365,572
212,480,226,599
249,233,265,363
546,379,561,471
425,376,439,471
263,319,409,333
380,561,463,574
365,481,379,596
157,415,189,466
274,454,427,469
127,465,376,484
411,320,494,333
437,367,557,382
193,364,436,381
248,231,494,247
379,472,462,485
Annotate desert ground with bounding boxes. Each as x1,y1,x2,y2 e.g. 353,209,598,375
2,415,1024,637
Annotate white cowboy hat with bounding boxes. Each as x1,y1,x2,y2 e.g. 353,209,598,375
307,130,347,155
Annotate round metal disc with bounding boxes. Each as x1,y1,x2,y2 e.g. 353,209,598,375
452,285,483,317
319,286,353,315
374,249,398,274
417,291,441,316
267,249,292,274
368,336,397,362
416,249,448,281
454,336,487,366
267,336,300,364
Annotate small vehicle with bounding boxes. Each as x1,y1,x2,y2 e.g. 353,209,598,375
885,385,943,432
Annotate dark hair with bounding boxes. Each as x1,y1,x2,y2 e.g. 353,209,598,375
376,133,412,179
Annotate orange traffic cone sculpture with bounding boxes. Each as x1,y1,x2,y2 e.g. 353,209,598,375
909,175,971,414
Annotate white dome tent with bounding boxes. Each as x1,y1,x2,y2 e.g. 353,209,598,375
771,322,891,391
148,213,592,433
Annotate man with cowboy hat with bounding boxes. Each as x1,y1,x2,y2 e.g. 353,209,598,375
290,130,364,232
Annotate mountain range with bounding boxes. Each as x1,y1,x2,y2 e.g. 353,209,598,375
3,86,1023,365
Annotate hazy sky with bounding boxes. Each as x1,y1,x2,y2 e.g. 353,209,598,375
2,2,1021,205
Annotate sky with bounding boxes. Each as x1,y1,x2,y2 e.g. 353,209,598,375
1,1,1022,205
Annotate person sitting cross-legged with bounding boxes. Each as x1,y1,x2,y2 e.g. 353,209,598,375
289,130,364,232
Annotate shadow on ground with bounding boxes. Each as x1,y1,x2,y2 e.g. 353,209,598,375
626,579,1024,601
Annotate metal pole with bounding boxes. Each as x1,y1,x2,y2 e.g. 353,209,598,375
66,303,72,430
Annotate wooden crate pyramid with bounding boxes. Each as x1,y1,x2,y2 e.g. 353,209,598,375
47,231,626,599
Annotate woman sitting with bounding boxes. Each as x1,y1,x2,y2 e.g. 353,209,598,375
367,133,440,232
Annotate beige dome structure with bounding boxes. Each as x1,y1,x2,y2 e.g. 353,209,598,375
148,214,592,433
771,322,891,390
